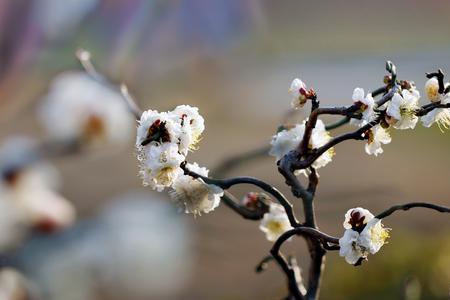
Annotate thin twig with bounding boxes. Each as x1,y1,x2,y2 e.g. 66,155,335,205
255,255,274,273
221,192,267,220
270,227,340,299
182,163,301,227
76,48,143,119
375,202,450,219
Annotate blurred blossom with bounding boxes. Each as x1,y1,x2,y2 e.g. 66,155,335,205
0,268,33,300
20,192,192,300
0,136,75,252
38,71,135,146
259,203,292,242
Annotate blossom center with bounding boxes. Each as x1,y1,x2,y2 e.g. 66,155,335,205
142,120,171,146
348,210,367,232
84,115,106,140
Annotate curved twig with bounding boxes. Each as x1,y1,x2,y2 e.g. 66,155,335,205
375,202,450,219
221,192,267,220
182,163,300,227
270,227,340,300
76,48,143,119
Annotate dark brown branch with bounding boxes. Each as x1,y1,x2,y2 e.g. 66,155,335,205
416,102,450,116
292,119,375,171
371,85,388,97
297,106,359,155
375,202,450,219
182,163,300,227
375,85,398,107
221,192,267,220
324,85,389,131
274,227,340,246
270,227,340,299
255,255,274,273
307,168,319,196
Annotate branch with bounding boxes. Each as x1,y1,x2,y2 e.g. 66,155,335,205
416,102,450,117
371,85,388,97
270,227,340,299
297,106,359,155
182,163,300,227
76,48,143,119
274,226,340,247
292,119,375,171
307,168,319,196
324,85,388,131
375,85,398,107
375,202,450,219
221,192,267,220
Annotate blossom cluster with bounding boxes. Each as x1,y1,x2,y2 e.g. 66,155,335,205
135,106,223,215
269,119,334,176
280,75,450,162
0,137,75,252
339,207,389,265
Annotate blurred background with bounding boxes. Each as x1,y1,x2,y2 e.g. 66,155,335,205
1,0,450,299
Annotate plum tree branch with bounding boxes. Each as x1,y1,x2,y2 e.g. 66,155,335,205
375,202,450,219
181,163,301,227
221,192,268,220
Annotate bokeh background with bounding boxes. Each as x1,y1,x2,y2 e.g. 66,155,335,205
1,0,450,299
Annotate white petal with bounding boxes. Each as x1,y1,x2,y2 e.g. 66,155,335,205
352,88,365,103
386,94,402,120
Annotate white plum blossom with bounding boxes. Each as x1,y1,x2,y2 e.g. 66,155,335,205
350,88,376,126
386,89,420,129
170,105,205,154
424,77,442,102
136,110,181,147
169,163,223,216
259,203,293,242
269,124,304,161
421,79,450,130
269,119,334,174
0,137,75,251
289,78,309,109
0,268,30,300
39,71,135,145
339,207,389,265
136,105,205,190
364,125,391,156
309,119,335,171
137,143,185,192
421,95,450,130
342,207,374,230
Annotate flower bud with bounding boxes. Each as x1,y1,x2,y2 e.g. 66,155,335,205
241,192,270,212
425,77,441,102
